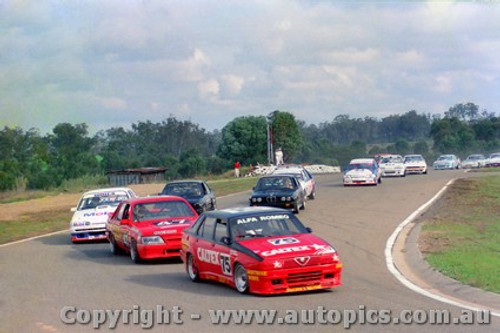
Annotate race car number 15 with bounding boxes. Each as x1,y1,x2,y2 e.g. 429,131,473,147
220,254,232,275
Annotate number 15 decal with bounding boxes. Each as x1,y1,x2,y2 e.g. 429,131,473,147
220,254,232,276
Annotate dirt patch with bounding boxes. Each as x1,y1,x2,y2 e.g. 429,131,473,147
0,183,164,222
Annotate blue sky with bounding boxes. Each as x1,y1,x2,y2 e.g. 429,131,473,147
1,0,499,134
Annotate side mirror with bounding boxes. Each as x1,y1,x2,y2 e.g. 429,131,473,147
305,227,312,233
70,207,77,212
221,236,232,245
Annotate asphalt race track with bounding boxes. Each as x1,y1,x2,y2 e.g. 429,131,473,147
1,170,499,332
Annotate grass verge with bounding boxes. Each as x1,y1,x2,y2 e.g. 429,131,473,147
0,176,260,245
419,175,500,293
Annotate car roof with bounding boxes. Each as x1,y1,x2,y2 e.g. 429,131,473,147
82,187,134,196
349,158,376,164
125,195,189,204
165,180,205,185
202,206,291,219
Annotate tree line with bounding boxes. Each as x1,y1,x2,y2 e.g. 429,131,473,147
1,103,499,191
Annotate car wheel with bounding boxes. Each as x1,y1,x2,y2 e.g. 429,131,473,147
300,199,306,210
423,170,427,174
109,234,122,255
130,239,141,264
234,264,249,294
293,203,300,214
212,200,217,210
187,254,200,282
308,190,316,200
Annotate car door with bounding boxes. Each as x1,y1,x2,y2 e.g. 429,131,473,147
211,218,233,280
108,202,131,250
194,216,217,274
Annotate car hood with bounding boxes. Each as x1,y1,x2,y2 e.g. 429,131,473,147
131,217,196,236
344,169,375,177
251,189,297,197
238,233,336,258
71,205,118,224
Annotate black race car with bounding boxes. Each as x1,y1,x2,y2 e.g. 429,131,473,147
249,175,306,214
159,180,217,214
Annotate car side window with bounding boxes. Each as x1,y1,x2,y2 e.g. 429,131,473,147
199,216,216,240
214,219,228,243
122,204,131,220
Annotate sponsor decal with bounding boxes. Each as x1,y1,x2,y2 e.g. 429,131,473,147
220,254,232,275
267,237,299,246
236,214,290,224
197,248,220,265
294,256,311,266
273,261,283,269
154,230,177,235
83,212,109,217
286,285,321,293
247,270,268,276
310,244,336,255
261,245,310,257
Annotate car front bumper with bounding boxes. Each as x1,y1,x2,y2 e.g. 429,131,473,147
246,263,343,295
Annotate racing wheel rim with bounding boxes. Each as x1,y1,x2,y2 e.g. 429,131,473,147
187,254,199,281
234,264,249,293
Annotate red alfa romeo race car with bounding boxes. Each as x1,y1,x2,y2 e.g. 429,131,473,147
107,196,198,263
180,207,343,295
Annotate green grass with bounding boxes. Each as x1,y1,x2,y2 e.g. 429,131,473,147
0,209,70,244
421,175,500,293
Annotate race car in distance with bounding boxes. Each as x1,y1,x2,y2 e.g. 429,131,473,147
378,155,406,177
249,175,306,214
432,154,461,170
461,154,486,169
180,206,343,295
272,165,316,199
70,187,137,243
107,196,198,263
159,180,217,214
485,152,500,167
343,158,382,186
403,154,428,174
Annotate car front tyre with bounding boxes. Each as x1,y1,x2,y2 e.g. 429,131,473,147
130,239,141,264
234,263,249,294
187,254,200,282
109,234,121,255
308,190,316,200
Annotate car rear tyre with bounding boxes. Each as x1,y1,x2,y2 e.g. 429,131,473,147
109,235,122,255
187,254,200,282
130,239,141,264
234,264,249,294
308,190,316,200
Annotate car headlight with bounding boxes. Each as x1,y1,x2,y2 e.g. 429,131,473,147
141,236,165,245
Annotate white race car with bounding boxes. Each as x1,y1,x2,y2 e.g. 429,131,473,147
70,187,137,242
403,154,428,174
461,154,486,169
343,158,382,186
379,155,406,177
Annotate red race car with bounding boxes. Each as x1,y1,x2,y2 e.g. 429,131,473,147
107,196,198,263
180,207,342,295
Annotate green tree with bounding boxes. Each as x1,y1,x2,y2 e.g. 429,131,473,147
271,111,303,163
179,149,205,177
217,116,267,166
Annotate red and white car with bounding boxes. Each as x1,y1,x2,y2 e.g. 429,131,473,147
70,187,137,243
180,207,342,295
107,196,198,263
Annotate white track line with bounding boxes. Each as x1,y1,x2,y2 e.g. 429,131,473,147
385,178,500,317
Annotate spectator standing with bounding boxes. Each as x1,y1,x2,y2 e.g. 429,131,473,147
234,161,241,177
275,147,284,165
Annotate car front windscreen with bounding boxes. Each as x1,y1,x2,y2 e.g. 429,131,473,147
229,213,306,240
255,177,295,190
78,193,129,210
132,200,196,222
162,183,203,197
